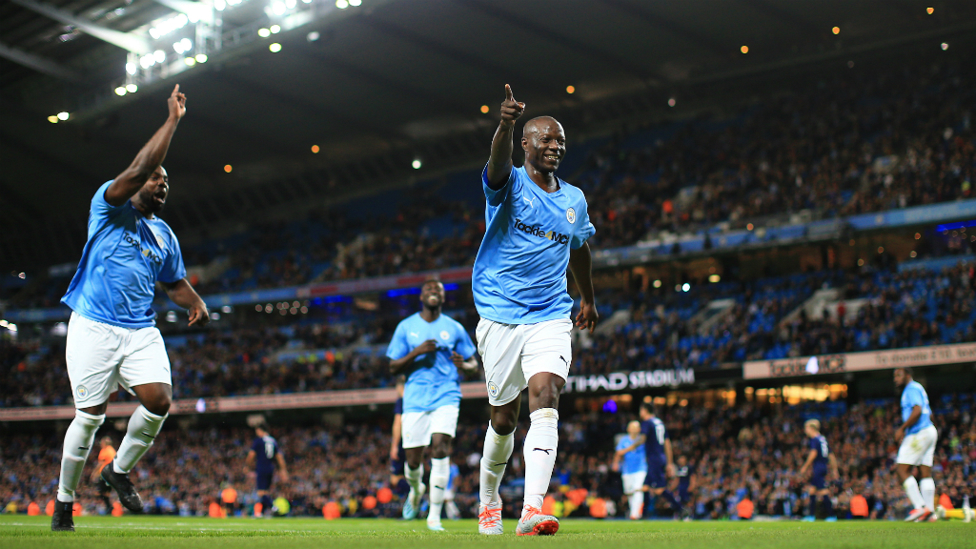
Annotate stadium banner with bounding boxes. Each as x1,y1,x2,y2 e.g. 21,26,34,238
743,342,976,380
563,368,696,393
0,382,488,422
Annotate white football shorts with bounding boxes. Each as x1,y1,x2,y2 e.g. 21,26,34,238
622,471,647,495
476,317,573,407
896,424,938,467
65,312,172,409
401,405,459,449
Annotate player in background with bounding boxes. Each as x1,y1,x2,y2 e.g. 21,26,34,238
89,437,116,512
389,377,408,497
474,84,598,536
798,419,838,520
245,422,288,517
673,455,696,519
612,420,647,520
618,403,683,517
893,368,939,522
53,85,209,532
387,280,478,531
443,458,462,520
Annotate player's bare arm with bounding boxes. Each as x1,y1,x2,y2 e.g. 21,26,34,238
664,438,676,477
160,279,209,326
799,449,817,476
244,450,256,474
276,453,288,482
390,413,402,461
828,453,839,480
106,85,186,206
895,405,921,442
450,351,478,372
389,339,437,375
569,243,598,332
485,84,524,189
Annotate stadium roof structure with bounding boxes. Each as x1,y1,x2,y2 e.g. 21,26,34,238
2,0,976,269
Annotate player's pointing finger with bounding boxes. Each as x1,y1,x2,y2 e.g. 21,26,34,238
505,84,514,102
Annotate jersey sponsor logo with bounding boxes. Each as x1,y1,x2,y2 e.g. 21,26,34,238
513,218,570,246
122,232,163,265
566,208,576,224
440,330,450,340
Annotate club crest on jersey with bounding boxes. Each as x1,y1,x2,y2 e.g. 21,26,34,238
76,385,88,398
487,381,500,398
155,233,164,247
440,331,450,340
566,208,576,224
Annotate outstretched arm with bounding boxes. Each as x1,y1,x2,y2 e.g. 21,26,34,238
105,85,186,206
160,278,209,326
485,84,524,190
569,242,598,331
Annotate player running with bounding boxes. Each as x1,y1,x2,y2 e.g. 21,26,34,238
673,455,695,518
798,419,838,520
245,422,288,517
618,403,683,517
474,84,598,536
386,280,478,531
52,85,209,532
612,420,647,520
893,368,939,522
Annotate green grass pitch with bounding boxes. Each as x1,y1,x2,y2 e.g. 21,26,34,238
0,515,971,549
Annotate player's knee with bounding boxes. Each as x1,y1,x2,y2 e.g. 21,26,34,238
490,413,518,435
144,394,172,416
432,442,452,459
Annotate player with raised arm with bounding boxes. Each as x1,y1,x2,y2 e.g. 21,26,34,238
798,419,838,520
52,85,209,532
618,403,683,517
474,85,598,536
893,368,939,522
612,421,647,520
245,422,288,517
386,280,478,531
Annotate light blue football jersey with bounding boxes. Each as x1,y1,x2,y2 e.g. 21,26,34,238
62,181,186,328
386,312,477,414
616,435,647,475
473,165,595,325
900,380,933,435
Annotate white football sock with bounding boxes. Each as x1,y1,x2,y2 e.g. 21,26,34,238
405,462,424,491
427,457,449,523
630,491,644,519
114,405,167,474
920,478,936,510
479,422,515,505
58,410,105,502
522,408,558,512
903,476,925,510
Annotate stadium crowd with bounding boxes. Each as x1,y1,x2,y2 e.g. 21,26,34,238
1,391,973,520
4,58,973,310
3,258,975,408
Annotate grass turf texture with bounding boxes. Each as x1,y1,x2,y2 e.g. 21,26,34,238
0,515,970,549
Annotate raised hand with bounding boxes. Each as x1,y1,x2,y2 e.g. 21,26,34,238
500,84,525,126
168,84,187,121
